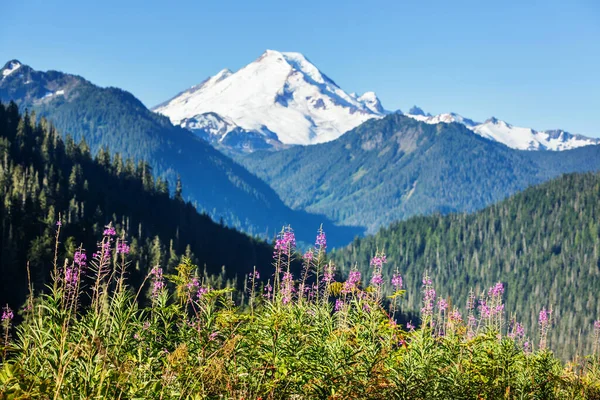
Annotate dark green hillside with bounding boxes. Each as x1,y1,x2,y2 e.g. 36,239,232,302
332,172,600,360
0,102,275,309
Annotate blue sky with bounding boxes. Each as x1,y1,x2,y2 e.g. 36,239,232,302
1,0,599,136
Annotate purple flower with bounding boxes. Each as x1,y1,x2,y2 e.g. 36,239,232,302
116,242,130,255
197,286,209,300
450,309,462,322
64,267,80,287
251,270,260,280
421,277,436,318
74,250,87,267
335,298,344,312
263,282,273,299
187,277,199,292
150,266,165,299
437,298,448,311
103,225,116,236
479,300,491,319
342,270,361,293
274,228,296,252
281,272,294,305
406,321,415,331
370,254,387,269
322,263,336,284
303,250,314,262
209,332,219,341
370,273,383,286
315,229,327,249
489,282,504,297
391,274,403,290
56,220,62,227
595,320,600,331
134,333,141,340
539,308,550,326
1,305,13,323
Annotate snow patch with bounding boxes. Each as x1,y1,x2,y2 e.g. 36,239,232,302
2,61,21,79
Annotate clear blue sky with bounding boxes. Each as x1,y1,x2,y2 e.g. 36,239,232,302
1,0,599,136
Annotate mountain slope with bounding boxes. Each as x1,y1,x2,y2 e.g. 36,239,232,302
0,103,275,308
238,114,600,233
0,60,361,244
406,108,599,151
331,172,600,360
153,50,385,151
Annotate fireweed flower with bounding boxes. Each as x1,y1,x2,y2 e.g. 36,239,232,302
322,263,336,284
103,225,116,236
74,250,87,267
370,273,384,286
264,283,273,299
303,250,314,263
391,274,403,290
116,242,130,254
64,267,80,287
187,277,199,292
1,306,13,323
437,298,448,312
370,254,387,269
406,321,415,331
449,309,462,323
274,228,296,253
197,286,209,300
342,270,361,293
150,266,165,300
334,298,344,312
56,220,62,227
539,307,552,350
421,274,436,319
315,229,327,250
281,272,295,305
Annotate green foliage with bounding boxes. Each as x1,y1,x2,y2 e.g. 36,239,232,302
1,228,599,399
239,114,600,234
332,172,600,361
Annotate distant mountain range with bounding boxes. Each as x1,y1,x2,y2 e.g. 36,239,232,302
0,59,361,245
405,107,599,151
153,51,598,153
3,56,600,241
238,113,600,233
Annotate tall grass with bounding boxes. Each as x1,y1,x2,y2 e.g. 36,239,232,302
1,224,600,399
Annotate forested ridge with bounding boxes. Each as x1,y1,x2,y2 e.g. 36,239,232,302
332,171,600,360
0,102,275,309
240,114,600,234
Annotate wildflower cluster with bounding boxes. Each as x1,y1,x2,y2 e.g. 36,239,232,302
1,225,600,399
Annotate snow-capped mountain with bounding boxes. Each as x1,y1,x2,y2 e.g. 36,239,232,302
405,107,599,151
153,50,386,150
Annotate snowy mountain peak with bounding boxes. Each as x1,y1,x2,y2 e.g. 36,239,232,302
405,110,598,151
2,60,22,79
154,50,385,148
357,91,385,114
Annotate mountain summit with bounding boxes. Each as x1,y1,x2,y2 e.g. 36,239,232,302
153,50,386,152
